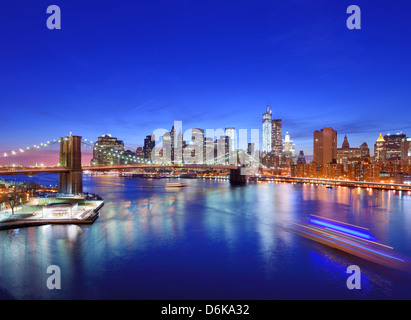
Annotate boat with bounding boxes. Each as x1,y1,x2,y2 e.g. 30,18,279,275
290,215,411,272
326,185,333,189
165,182,188,188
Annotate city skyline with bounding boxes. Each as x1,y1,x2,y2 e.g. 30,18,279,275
1,1,411,163
2,1,411,302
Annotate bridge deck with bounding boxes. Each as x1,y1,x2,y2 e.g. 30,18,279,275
0,164,239,175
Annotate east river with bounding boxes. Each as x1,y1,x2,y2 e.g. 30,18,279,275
1,174,411,299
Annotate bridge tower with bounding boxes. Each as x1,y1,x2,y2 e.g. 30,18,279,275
229,167,246,185
58,135,83,194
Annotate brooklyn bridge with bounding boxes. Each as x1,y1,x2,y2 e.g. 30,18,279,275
0,135,256,193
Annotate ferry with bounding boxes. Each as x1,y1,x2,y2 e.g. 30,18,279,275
291,215,411,272
165,182,188,188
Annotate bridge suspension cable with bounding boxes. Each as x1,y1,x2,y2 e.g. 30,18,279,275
0,139,61,159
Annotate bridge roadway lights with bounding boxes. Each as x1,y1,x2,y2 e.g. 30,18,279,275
229,167,246,185
58,136,83,194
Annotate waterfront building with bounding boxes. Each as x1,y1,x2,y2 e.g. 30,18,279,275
374,134,387,161
91,134,125,166
384,133,406,160
136,147,144,159
401,137,411,160
121,150,137,164
336,135,362,170
313,127,337,165
262,105,272,154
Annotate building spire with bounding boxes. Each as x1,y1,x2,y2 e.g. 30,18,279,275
376,133,385,142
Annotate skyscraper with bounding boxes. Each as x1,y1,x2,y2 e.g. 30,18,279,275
225,127,236,157
272,119,282,156
297,150,306,165
143,134,155,161
374,134,387,161
336,135,361,170
384,133,406,160
401,137,411,160
91,134,125,166
190,128,205,164
360,142,370,158
283,132,295,158
313,127,337,165
262,105,272,154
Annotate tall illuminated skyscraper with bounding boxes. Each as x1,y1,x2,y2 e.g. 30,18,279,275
262,105,272,154
283,132,295,157
374,133,387,160
272,119,282,156
225,127,236,153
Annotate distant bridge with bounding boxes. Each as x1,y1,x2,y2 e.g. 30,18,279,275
0,136,250,193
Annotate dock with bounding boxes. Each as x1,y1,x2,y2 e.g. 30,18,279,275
0,201,104,231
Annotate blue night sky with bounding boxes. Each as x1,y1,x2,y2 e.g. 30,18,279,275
1,0,411,165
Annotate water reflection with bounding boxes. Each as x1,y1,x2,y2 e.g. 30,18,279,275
0,176,410,299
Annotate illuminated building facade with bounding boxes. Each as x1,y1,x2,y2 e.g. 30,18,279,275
262,105,272,154
313,127,337,165
374,133,387,161
143,134,155,161
401,137,411,160
384,133,406,160
272,119,282,156
336,135,362,170
91,134,125,166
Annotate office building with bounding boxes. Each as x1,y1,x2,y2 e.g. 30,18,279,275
91,134,125,166
225,128,236,153
401,137,411,160
313,127,337,165
143,134,155,161
272,119,282,156
336,135,361,170
262,105,272,154
283,131,295,158
384,133,406,160
297,150,306,165
360,142,370,158
374,133,387,161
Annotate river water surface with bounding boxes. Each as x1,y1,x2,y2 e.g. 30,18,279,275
1,174,411,299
